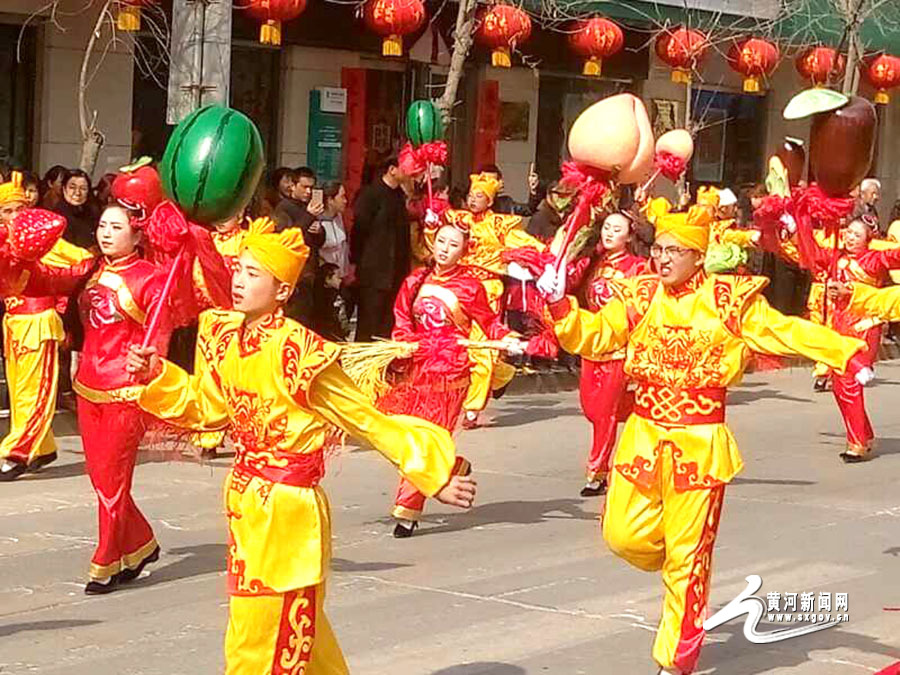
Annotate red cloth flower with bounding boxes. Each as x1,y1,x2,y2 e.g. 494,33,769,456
655,151,688,182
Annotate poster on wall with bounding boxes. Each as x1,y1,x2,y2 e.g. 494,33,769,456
499,101,530,141
308,89,345,183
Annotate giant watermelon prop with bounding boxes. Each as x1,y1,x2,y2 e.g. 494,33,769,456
160,106,265,224
406,100,443,147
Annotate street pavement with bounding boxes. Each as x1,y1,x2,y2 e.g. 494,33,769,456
1,362,899,675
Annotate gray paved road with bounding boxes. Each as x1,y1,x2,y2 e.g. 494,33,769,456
1,363,899,674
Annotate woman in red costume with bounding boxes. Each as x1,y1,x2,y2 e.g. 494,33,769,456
568,212,647,496
380,220,521,537
795,215,900,462
11,204,228,593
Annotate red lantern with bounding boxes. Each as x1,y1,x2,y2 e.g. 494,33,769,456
116,0,156,32
796,46,845,87
728,37,780,93
568,18,624,77
364,0,426,57
863,53,900,104
655,28,707,84
476,4,533,69
245,0,308,46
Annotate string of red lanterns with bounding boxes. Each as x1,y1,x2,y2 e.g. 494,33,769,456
244,0,309,46
728,37,780,93
796,46,845,87
862,53,900,104
476,4,533,69
568,17,624,77
116,0,157,32
363,0,426,57
655,28,708,84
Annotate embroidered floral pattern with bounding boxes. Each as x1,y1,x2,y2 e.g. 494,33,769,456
629,325,726,388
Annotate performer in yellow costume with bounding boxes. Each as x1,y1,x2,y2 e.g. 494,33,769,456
695,186,758,249
126,221,475,674
0,173,92,481
537,204,865,674
443,172,545,426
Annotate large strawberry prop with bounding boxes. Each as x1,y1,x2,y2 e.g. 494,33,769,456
112,156,164,220
10,209,66,261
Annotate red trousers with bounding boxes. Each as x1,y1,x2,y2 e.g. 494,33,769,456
77,397,158,582
579,359,631,481
393,456,471,522
832,372,874,455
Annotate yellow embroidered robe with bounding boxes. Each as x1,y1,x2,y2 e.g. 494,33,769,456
550,272,865,488
138,309,455,594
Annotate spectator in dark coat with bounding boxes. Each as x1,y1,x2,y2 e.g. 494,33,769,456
55,169,99,249
274,167,326,326
350,156,410,341
526,181,576,244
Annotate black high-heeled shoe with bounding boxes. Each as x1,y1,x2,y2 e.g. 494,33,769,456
117,545,161,584
84,577,118,595
392,521,419,539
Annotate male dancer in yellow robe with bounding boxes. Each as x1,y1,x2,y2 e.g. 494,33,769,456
0,174,92,481
444,172,545,427
537,204,866,674
126,222,475,674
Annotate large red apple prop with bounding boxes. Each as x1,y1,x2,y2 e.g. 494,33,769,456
112,156,164,219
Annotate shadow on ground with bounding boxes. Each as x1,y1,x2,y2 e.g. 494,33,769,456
700,621,898,675
332,558,411,573
402,497,598,538
132,543,226,588
430,663,526,675
0,619,101,637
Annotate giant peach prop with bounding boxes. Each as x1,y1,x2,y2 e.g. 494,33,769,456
567,93,654,185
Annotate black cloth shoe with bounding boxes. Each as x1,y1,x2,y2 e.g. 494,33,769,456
813,377,829,392
28,452,58,472
0,461,27,482
580,479,608,497
84,578,118,595
392,521,418,539
839,451,869,464
117,545,161,584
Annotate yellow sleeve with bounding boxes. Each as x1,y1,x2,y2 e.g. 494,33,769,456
721,228,757,249
137,359,230,431
137,313,230,430
849,283,900,321
503,224,545,252
739,295,865,374
869,237,900,252
778,238,800,264
41,239,94,268
550,295,629,360
308,363,455,497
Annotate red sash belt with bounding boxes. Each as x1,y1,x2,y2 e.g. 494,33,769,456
633,383,726,425
234,449,325,487
4,296,57,314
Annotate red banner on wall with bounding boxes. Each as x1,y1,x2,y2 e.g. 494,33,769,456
341,67,367,229
473,79,500,170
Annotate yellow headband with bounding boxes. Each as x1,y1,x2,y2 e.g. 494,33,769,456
696,186,720,207
653,200,713,252
0,171,27,206
240,217,309,288
469,172,502,201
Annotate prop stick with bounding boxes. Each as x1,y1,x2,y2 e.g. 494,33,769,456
637,167,662,198
552,188,597,275
140,247,185,349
